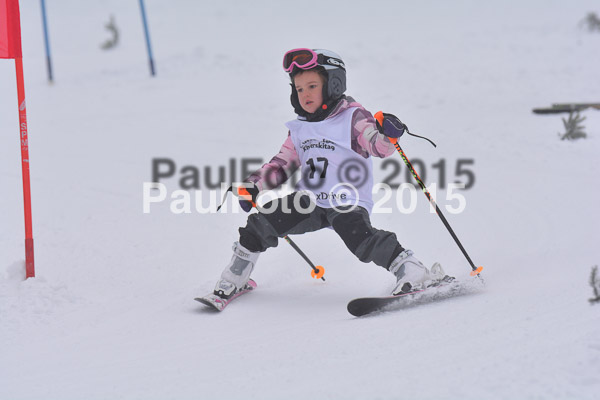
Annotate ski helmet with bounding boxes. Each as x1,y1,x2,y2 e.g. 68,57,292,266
283,48,347,100
283,49,347,119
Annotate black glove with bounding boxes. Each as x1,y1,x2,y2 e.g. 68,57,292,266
235,183,259,213
375,112,407,138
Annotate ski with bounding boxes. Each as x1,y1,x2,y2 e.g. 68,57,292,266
532,103,600,114
195,279,257,311
347,277,478,317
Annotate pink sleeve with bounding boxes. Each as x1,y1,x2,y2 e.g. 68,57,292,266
350,108,396,158
246,133,300,191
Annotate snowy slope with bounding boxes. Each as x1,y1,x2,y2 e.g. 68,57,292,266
1,1,599,399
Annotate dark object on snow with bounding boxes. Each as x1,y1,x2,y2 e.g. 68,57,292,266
590,266,600,305
559,112,587,140
579,12,600,32
100,15,119,50
532,103,600,114
532,103,600,141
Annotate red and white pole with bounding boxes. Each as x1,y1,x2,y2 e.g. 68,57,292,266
2,0,35,278
15,56,35,278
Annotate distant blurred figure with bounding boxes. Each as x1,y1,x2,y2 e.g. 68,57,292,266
100,15,119,50
579,12,600,32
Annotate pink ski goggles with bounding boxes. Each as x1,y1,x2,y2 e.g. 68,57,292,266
282,48,319,73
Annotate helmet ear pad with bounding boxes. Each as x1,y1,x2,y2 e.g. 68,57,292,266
326,68,346,99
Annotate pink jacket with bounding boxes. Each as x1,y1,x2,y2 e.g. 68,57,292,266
247,98,396,191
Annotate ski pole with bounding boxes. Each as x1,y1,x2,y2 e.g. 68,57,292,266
218,185,326,281
374,112,483,277
283,236,325,281
238,187,326,281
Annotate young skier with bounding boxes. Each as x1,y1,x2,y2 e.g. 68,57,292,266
206,48,446,306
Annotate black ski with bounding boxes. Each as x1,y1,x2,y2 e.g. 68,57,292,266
532,103,600,114
347,277,477,317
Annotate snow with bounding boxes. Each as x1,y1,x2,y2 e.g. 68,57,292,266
1,0,600,399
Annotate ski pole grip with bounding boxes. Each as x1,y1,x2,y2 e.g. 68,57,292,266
374,111,398,145
238,187,257,208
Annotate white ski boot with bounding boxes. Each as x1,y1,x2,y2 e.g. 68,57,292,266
389,249,431,295
214,242,260,299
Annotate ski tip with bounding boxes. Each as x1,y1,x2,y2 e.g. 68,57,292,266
347,299,371,317
195,297,225,311
470,266,484,276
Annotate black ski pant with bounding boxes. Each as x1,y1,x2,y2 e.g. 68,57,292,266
238,192,404,270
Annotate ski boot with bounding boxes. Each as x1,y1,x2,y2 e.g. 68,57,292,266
213,241,260,299
389,249,431,295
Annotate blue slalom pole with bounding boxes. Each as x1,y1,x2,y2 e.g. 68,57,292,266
138,0,156,76
40,0,53,82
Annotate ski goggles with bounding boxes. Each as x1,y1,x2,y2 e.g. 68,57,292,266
282,48,319,73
